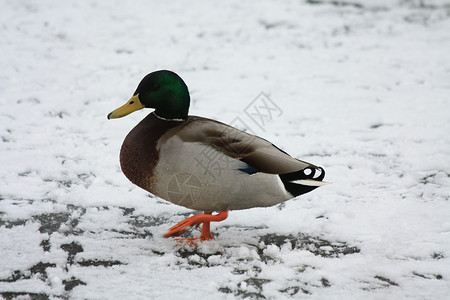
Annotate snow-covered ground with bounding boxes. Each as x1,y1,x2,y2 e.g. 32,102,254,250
1,0,450,299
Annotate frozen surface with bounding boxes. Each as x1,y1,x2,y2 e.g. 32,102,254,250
1,0,450,299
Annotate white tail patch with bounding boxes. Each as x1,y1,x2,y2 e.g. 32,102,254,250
290,179,331,186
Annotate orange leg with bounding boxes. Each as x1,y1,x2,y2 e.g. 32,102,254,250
164,211,228,243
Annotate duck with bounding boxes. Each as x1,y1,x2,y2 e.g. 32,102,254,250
108,70,328,242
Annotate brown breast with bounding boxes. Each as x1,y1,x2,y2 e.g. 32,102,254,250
119,112,185,193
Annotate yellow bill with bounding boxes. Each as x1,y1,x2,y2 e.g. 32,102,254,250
107,94,145,119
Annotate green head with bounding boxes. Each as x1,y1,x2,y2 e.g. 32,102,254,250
107,70,190,120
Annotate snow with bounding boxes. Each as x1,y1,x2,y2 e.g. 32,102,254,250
1,0,450,299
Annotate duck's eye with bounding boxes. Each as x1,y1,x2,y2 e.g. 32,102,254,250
152,84,160,91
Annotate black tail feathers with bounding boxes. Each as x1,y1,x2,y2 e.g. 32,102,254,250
279,166,325,197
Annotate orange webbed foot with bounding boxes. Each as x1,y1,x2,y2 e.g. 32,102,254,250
164,211,228,243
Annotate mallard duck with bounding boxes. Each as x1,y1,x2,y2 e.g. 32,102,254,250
108,70,327,242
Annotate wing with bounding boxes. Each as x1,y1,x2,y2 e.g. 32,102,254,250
175,116,317,175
